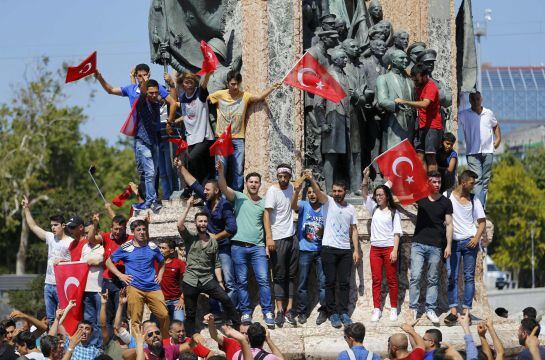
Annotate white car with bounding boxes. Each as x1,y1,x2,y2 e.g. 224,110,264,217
485,256,510,290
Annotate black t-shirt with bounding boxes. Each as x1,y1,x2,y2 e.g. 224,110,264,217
413,195,453,247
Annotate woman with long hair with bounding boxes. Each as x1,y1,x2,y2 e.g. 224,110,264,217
362,167,402,322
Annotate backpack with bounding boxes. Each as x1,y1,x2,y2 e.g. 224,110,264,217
344,348,375,360
238,349,270,360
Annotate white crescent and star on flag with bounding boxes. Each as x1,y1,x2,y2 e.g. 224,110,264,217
78,62,92,75
63,276,80,300
297,67,325,90
392,156,415,184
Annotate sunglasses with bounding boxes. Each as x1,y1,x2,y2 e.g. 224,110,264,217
147,330,161,338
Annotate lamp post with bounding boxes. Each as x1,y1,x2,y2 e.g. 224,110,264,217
531,223,536,288
474,8,492,92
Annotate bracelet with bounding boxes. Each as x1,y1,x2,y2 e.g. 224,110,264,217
67,348,74,352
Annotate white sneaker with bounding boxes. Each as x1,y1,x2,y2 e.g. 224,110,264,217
390,308,398,321
371,308,382,322
411,309,418,321
426,310,440,324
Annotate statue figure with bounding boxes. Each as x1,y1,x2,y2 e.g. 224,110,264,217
315,48,362,194
368,0,384,25
360,20,393,58
376,50,417,152
311,14,338,47
350,0,383,50
406,41,427,72
206,38,243,93
375,20,393,47
329,0,350,26
383,30,410,66
360,38,387,168
416,49,453,127
148,0,227,73
308,30,340,66
335,19,349,42
303,0,329,50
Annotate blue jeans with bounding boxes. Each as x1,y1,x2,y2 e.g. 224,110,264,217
231,244,273,315
466,153,493,208
134,138,159,205
158,141,178,200
447,238,478,309
216,139,245,192
296,250,325,315
44,284,59,326
409,243,442,311
166,299,185,321
83,292,102,346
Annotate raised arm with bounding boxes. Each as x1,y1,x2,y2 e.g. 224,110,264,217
114,288,127,333
216,161,236,202
444,214,453,259
459,314,478,360
485,318,504,360
174,157,198,188
104,202,116,220
87,213,102,247
223,326,253,360
476,323,493,360
291,176,304,212
248,82,282,103
401,321,425,350
9,310,47,336
305,169,328,204
265,330,285,360
361,167,370,198
21,196,47,241
205,314,224,346
99,290,111,344
177,196,194,234
201,71,213,90
94,70,123,96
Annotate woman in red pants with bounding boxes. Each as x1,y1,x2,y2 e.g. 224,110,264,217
361,168,402,322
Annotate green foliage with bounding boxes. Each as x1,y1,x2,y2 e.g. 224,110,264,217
0,58,137,274
487,153,545,286
7,275,46,313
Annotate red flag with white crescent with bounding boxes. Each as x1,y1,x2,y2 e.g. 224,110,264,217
120,97,139,137
196,41,220,76
65,51,97,83
54,261,89,335
209,124,234,157
168,137,189,156
375,139,431,205
283,52,346,103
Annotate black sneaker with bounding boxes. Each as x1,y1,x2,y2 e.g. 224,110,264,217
316,311,328,326
285,310,297,326
444,313,458,326
275,311,285,328
297,313,308,324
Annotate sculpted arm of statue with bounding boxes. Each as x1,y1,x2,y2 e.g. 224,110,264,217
94,70,123,96
376,76,396,112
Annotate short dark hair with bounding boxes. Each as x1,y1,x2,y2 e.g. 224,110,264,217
425,329,442,347
344,322,366,343
521,318,540,336
194,212,209,221
50,215,65,224
40,335,58,357
469,90,482,100
78,319,93,331
14,331,36,349
459,170,478,184
276,163,292,172
332,180,348,190
112,215,127,226
169,320,184,329
523,307,538,320
245,172,262,182
36,308,47,321
427,170,442,179
160,239,177,250
130,219,148,231
146,79,159,89
411,62,429,77
205,179,220,190
135,64,150,73
0,324,5,338
442,132,456,143
2,319,15,329
180,353,199,360
495,307,508,318
226,70,242,83
247,322,266,348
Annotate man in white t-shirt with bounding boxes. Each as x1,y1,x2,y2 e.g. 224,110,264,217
21,196,73,326
308,178,361,328
458,91,501,208
442,170,486,326
81,213,105,346
264,164,298,327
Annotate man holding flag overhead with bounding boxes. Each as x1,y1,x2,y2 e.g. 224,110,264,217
208,71,282,191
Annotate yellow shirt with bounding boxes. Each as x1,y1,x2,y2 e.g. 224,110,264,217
208,90,254,139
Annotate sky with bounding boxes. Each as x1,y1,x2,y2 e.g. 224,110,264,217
0,0,543,145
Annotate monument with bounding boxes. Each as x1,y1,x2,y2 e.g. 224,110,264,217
145,1,519,358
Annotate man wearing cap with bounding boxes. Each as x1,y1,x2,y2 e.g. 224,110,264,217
264,164,298,327
309,30,340,67
417,49,453,125
66,216,89,261
311,14,338,47
407,42,427,72
394,62,443,171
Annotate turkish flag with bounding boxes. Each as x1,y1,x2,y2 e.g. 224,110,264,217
120,97,139,137
112,185,134,207
54,261,89,335
209,124,234,157
65,51,97,83
375,139,431,205
196,41,220,76
168,138,189,156
283,52,346,103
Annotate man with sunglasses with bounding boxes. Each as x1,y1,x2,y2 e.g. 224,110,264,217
139,324,197,360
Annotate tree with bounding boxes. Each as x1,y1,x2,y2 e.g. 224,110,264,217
8,275,46,314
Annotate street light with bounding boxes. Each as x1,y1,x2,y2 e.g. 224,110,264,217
474,8,492,92
531,222,536,288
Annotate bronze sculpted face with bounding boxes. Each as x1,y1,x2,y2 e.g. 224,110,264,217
390,50,409,71
394,32,410,50
323,35,340,49
331,48,348,69
342,39,362,59
368,0,383,21
370,39,387,57
409,45,426,63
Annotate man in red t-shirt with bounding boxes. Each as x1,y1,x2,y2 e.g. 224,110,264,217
162,320,211,358
388,321,426,360
158,239,186,321
395,63,443,172
66,216,88,261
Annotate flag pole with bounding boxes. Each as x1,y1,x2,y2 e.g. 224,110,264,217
281,51,308,83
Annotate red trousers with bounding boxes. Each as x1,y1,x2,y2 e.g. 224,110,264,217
370,245,398,309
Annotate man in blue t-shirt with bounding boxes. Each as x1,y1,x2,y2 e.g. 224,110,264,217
291,171,327,326
95,64,178,210
105,219,170,338
338,323,380,360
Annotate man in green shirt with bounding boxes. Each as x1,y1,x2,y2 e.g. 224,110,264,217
177,196,241,335
216,161,275,329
